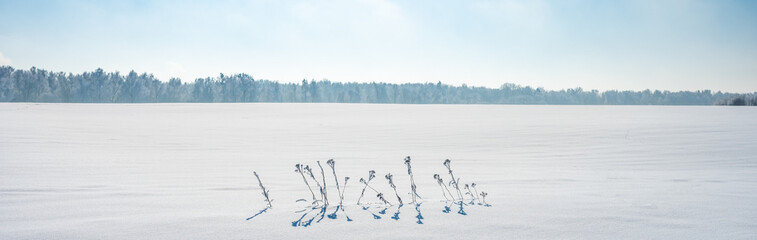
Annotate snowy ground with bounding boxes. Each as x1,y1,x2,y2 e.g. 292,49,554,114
1,103,756,239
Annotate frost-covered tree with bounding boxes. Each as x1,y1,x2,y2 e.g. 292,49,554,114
0,66,751,105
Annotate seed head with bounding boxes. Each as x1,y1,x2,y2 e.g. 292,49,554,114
304,165,314,177
326,159,335,168
386,173,396,188
434,174,444,184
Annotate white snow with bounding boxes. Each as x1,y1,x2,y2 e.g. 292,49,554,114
1,103,756,239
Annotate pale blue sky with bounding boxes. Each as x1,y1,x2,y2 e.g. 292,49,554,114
0,0,755,92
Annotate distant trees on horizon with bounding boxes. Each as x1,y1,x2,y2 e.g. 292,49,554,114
715,95,757,106
0,66,753,105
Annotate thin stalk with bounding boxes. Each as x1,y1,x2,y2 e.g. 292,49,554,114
304,165,325,204
359,176,384,203
480,191,490,206
404,156,420,204
295,164,317,203
253,171,272,207
357,170,376,204
433,174,451,201
444,159,464,201
340,177,350,203
470,182,482,204
377,193,391,205
464,184,475,204
365,182,381,194
317,161,329,205
386,173,403,205
357,178,368,204
326,159,344,205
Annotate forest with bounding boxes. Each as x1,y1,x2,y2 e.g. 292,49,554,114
1,66,753,105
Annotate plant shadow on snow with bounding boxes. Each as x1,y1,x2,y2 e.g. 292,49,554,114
245,206,271,221
283,200,492,228
291,203,413,227
291,205,330,227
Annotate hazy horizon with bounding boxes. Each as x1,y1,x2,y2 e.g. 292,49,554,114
1,0,756,92
3,64,757,95
4,65,755,105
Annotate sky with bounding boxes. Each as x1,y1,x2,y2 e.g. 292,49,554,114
0,0,755,92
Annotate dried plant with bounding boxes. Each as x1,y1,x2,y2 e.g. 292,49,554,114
377,193,390,205
304,165,325,204
443,159,464,201
357,170,376,204
295,164,317,203
480,191,490,207
470,182,482,205
404,156,421,204
341,177,350,203
326,159,344,205
253,171,272,207
433,174,454,201
464,183,475,204
385,173,403,205
317,161,329,205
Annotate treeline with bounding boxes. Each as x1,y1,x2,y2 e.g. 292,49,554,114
0,66,752,105
715,95,757,106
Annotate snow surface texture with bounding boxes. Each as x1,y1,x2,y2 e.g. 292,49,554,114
1,103,756,239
